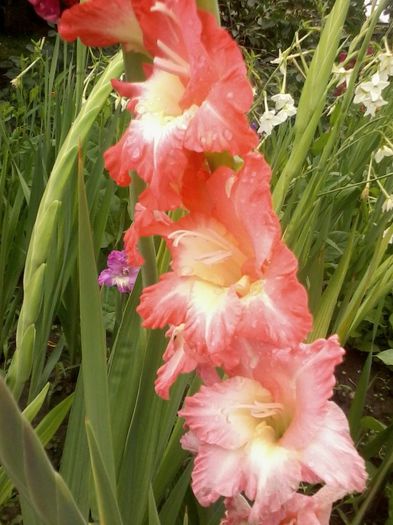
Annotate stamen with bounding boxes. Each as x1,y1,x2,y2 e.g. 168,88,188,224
151,1,181,27
168,229,236,254
225,401,284,419
154,57,190,78
157,40,190,72
193,250,232,264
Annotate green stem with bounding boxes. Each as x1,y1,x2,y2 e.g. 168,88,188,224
196,0,220,23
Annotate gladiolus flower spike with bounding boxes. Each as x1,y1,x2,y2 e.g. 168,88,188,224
58,1,368,522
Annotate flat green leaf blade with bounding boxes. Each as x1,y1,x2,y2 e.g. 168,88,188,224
148,485,161,525
159,462,192,525
0,376,86,525
85,421,124,525
0,392,73,506
78,154,116,488
108,276,145,475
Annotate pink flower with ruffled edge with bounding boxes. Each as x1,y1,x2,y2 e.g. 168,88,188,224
221,486,343,525
135,154,312,393
103,0,258,209
179,336,366,520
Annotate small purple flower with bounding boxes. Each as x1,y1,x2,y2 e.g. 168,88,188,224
98,250,140,293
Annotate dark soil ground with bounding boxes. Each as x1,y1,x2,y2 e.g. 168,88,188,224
331,350,393,525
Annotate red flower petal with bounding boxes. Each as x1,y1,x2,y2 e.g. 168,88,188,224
58,0,144,51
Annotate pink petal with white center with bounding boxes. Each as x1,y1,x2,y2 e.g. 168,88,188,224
104,75,197,209
137,274,192,329
301,402,367,493
137,0,211,85
168,213,247,287
236,243,312,346
183,280,242,359
58,0,145,52
244,438,302,516
191,443,245,506
179,377,273,450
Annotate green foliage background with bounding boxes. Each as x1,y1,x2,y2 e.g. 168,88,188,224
219,0,366,53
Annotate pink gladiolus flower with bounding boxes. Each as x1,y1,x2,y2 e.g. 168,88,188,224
58,0,144,51
104,0,257,209
98,250,139,293
136,154,312,388
179,336,367,520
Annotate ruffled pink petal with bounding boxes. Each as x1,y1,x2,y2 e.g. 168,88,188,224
58,0,144,51
221,495,251,525
260,492,332,525
124,201,172,266
179,377,270,449
184,89,258,155
155,325,198,399
236,243,312,346
280,336,345,449
137,274,192,328
244,439,302,516
104,111,192,209
198,11,253,112
103,128,134,187
301,402,367,493
182,280,242,358
190,443,245,506
197,153,280,272
105,70,202,210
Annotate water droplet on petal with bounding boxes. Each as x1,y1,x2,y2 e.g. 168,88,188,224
223,129,233,141
227,91,234,99
182,266,194,276
131,148,141,159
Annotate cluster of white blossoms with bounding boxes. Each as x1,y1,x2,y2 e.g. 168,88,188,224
353,44,393,117
258,93,297,136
